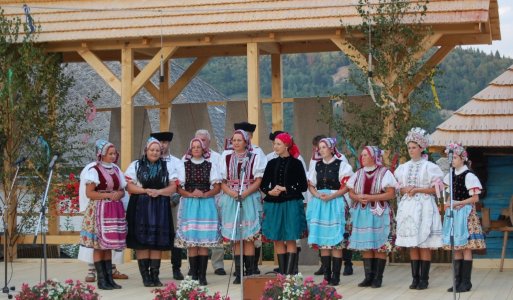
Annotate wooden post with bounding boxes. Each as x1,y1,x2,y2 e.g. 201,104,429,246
247,42,261,145
159,60,171,131
271,53,283,132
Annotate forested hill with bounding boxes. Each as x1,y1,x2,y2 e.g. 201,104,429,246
186,47,512,111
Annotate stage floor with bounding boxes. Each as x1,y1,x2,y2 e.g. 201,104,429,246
2,259,512,299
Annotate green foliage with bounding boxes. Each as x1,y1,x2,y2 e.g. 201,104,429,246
0,9,89,245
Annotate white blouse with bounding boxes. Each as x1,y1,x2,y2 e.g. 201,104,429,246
443,165,482,196
124,159,176,187
394,159,444,189
177,157,222,187
346,167,397,191
219,150,266,179
307,157,354,187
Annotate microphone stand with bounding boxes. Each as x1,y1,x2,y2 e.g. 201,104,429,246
2,162,23,299
230,165,246,299
32,161,57,282
448,152,456,300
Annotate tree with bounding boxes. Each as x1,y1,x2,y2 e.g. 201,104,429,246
0,9,88,259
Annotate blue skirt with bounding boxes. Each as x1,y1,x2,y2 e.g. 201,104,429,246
174,196,221,248
306,190,346,248
442,204,473,247
349,202,390,251
220,192,262,241
262,200,306,241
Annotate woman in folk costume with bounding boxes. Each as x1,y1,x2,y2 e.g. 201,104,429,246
306,138,353,286
395,128,444,290
442,143,485,293
79,139,127,290
347,146,397,288
125,137,176,287
219,129,264,284
175,138,222,286
260,133,308,275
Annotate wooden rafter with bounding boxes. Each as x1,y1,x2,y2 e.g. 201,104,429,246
131,46,177,97
167,57,210,103
78,48,121,95
133,64,160,100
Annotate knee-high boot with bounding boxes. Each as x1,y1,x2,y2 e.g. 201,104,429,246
253,247,261,274
137,259,153,287
457,260,473,292
371,258,386,288
342,249,353,276
103,260,121,289
409,260,420,289
233,255,241,284
198,255,209,286
244,255,255,276
329,257,342,286
294,247,301,274
320,256,332,283
188,256,199,281
447,259,462,292
94,261,113,290
277,253,287,275
417,260,431,290
286,253,298,275
150,259,163,287
358,258,374,287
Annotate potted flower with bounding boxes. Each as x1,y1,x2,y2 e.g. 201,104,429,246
152,277,229,300
261,273,342,300
16,279,100,300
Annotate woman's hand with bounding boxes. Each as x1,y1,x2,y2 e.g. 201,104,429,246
319,193,332,202
191,189,204,198
357,194,369,205
407,187,418,197
145,188,160,197
111,190,124,201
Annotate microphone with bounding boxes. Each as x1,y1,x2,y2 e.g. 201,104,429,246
48,154,59,170
448,149,454,164
14,156,27,165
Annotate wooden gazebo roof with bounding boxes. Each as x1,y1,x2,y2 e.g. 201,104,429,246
431,65,513,148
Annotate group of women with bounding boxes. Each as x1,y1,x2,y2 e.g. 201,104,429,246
79,124,485,293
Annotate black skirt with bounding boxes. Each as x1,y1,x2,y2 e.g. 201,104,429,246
126,194,174,250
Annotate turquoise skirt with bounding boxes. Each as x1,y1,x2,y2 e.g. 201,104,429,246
220,192,262,241
306,190,346,248
262,199,306,241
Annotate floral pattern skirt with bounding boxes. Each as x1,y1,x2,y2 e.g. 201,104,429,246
443,207,486,250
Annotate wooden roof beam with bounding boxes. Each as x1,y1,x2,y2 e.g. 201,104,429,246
77,48,121,95
259,42,281,54
167,56,210,103
131,46,177,97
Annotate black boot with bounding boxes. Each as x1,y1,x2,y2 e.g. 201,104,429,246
294,247,300,274
233,255,241,284
277,253,287,275
171,246,184,280
198,255,209,286
371,258,386,288
150,259,163,287
286,253,298,275
417,260,431,290
253,247,261,275
103,260,122,289
320,256,332,283
329,257,342,286
137,259,153,287
342,249,353,276
244,255,255,277
314,264,325,275
409,260,420,289
358,258,374,287
188,256,199,281
447,259,462,292
456,260,473,293
94,261,113,290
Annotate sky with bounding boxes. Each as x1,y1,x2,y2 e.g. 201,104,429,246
462,0,513,58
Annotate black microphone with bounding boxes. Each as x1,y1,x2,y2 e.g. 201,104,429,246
448,149,454,164
48,154,59,170
14,156,27,165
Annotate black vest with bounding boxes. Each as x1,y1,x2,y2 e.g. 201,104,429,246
316,159,341,190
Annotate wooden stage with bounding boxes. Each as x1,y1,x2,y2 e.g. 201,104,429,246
2,259,512,299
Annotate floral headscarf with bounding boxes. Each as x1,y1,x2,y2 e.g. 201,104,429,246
95,139,118,163
405,127,430,149
359,145,384,167
144,137,162,154
184,138,211,160
445,143,468,161
232,129,253,151
275,132,300,158
312,137,343,161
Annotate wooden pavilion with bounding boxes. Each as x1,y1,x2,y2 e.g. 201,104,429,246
1,0,502,256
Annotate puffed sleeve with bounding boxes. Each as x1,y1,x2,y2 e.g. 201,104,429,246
394,163,406,187
346,172,357,190
307,161,318,187
166,156,180,181
426,161,444,186
79,162,97,212
210,161,222,184
298,155,307,173
465,172,482,195
177,161,186,187
339,154,349,165
83,166,100,186
252,152,266,178
219,151,229,180
114,164,127,189
381,169,398,190
338,161,354,187
124,160,140,186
